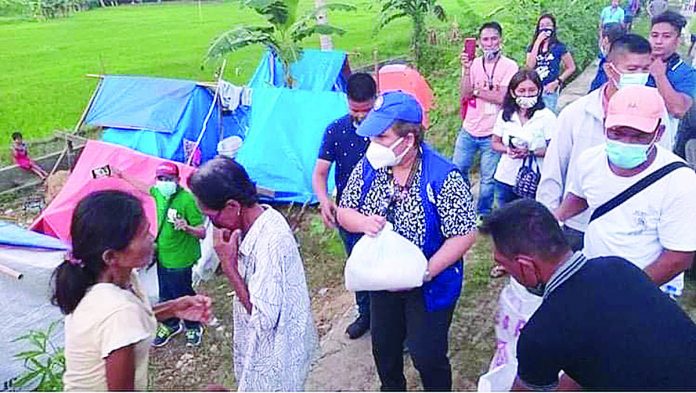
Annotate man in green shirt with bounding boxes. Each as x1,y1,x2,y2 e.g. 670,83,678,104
116,162,206,347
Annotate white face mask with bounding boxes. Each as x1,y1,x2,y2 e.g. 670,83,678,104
610,64,649,89
365,137,411,170
155,180,177,198
515,95,538,109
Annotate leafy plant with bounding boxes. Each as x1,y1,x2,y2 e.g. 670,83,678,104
205,0,355,86
12,321,65,391
375,0,447,70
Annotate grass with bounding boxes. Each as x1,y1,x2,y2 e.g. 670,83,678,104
0,0,486,145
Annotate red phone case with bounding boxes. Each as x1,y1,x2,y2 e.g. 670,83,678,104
464,38,476,61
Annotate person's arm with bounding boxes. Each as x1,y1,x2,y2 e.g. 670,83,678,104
177,223,206,239
537,109,572,210
643,250,694,287
491,135,507,154
554,192,588,222
558,52,576,86
213,229,252,314
312,159,337,228
427,232,477,277
476,86,507,105
650,59,693,119
336,207,386,237
460,55,474,100
526,38,545,69
105,345,136,391
112,169,151,195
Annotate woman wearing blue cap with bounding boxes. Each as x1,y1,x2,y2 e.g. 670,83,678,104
337,91,478,391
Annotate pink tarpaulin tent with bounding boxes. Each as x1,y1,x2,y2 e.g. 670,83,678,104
31,140,196,242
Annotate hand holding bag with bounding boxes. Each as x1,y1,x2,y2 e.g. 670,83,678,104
345,222,428,292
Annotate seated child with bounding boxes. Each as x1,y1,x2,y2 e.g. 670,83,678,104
11,132,48,180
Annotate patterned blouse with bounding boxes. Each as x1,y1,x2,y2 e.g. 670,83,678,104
339,154,478,248
233,206,318,391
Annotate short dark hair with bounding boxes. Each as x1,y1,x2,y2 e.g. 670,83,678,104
11,132,22,140
188,156,258,210
52,191,145,315
651,10,687,32
392,120,425,145
479,199,570,261
479,21,503,36
346,72,376,102
502,68,546,122
601,22,625,42
607,33,651,62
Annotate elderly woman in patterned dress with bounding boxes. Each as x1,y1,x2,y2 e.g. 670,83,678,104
188,157,318,391
337,91,478,391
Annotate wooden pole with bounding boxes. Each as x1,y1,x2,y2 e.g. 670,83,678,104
0,263,23,280
374,49,380,91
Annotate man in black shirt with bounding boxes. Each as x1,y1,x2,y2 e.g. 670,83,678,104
480,199,696,391
312,72,375,339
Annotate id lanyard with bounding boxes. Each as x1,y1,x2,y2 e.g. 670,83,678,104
482,57,500,90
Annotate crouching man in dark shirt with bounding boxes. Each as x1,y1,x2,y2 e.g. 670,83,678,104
480,199,696,391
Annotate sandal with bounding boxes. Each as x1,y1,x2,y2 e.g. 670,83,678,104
489,265,507,278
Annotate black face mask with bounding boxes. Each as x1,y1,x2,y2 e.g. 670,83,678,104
525,282,546,297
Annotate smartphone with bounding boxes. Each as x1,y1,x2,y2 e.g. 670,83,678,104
91,165,111,179
464,38,477,61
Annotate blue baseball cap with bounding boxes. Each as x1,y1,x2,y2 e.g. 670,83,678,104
356,91,423,137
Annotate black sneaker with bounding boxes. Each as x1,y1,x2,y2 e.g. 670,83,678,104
345,315,370,339
186,325,203,347
152,322,183,347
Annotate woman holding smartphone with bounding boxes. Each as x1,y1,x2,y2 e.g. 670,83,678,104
525,13,576,113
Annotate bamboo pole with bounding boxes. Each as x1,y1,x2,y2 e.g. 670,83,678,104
0,263,23,280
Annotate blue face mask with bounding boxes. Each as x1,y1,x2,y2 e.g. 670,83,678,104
155,180,178,198
605,139,653,169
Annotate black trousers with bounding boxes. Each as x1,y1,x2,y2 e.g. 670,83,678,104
370,289,455,391
158,264,199,330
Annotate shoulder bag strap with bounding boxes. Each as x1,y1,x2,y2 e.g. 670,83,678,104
589,162,688,223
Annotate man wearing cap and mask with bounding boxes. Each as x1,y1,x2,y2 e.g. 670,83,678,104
312,72,376,340
555,85,696,298
538,34,656,252
337,91,478,391
115,162,207,347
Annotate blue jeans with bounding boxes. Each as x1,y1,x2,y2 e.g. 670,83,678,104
339,228,370,319
452,129,501,216
495,180,519,208
157,264,200,330
542,91,559,114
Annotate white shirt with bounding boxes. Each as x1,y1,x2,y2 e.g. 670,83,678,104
493,108,557,186
63,273,156,391
233,206,318,391
568,145,696,295
537,87,606,231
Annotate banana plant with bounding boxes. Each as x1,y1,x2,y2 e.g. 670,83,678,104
376,0,447,69
205,0,355,87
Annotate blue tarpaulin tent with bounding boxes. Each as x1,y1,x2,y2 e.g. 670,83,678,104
85,75,243,164
236,87,347,203
0,222,68,250
249,49,348,92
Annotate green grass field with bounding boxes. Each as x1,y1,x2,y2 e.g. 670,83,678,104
0,0,486,143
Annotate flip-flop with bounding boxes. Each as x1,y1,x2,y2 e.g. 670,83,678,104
489,265,507,278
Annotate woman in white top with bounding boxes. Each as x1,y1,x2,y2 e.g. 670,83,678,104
492,68,557,208
52,190,212,391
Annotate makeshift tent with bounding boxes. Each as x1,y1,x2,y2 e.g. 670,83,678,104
236,87,347,203
84,75,244,165
378,64,434,128
1,223,69,391
32,140,197,241
248,49,349,92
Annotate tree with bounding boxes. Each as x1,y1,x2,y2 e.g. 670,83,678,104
376,0,446,69
205,0,355,86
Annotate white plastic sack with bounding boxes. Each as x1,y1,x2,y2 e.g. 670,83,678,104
192,221,219,286
345,222,427,292
477,279,543,392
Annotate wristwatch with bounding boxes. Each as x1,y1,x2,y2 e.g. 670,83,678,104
473,88,480,97
423,269,433,283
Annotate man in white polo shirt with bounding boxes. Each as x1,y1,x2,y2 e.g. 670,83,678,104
555,85,696,297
